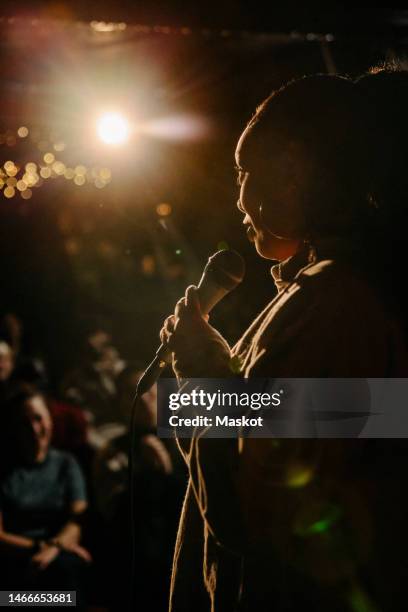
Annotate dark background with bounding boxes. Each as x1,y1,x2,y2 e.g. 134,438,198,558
0,4,407,383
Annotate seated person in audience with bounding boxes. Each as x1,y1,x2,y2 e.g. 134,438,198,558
62,339,126,433
93,365,173,521
0,341,16,403
0,389,91,592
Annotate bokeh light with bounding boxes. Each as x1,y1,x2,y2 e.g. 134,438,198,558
21,189,32,200
96,112,130,145
25,162,37,174
4,161,18,177
4,186,15,198
44,152,55,164
52,161,66,175
40,167,52,179
16,180,27,191
64,168,75,179
141,255,156,275
286,464,314,488
17,126,29,138
74,175,86,186
156,203,172,216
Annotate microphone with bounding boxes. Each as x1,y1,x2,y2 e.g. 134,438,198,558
136,249,245,394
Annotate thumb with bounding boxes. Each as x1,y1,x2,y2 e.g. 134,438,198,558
185,285,202,317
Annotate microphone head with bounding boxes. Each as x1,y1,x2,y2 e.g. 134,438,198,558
204,249,246,292
196,249,245,315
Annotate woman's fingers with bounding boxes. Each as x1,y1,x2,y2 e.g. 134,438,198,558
175,285,201,321
160,315,175,344
185,285,202,315
160,287,208,347
174,297,187,320
165,314,176,332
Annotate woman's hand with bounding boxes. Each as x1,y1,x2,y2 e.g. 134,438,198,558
30,543,60,571
160,285,232,380
60,542,92,563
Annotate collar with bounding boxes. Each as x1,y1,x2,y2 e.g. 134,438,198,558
271,245,314,293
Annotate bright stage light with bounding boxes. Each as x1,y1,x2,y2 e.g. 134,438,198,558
141,114,210,141
97,112,130,145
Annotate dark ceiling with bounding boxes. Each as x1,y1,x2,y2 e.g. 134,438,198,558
1,3,407,36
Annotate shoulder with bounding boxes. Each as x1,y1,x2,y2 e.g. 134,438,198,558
294,258,386,314
297,258,335,280
296,258,362,293
47,447,81,472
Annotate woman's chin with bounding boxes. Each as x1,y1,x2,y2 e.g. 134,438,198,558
255,235,301,261
254,238,275,260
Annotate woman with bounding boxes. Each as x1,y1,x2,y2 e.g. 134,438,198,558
0,388,91,594
161,75,408,611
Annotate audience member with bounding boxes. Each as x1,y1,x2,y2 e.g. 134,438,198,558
0,389,91,600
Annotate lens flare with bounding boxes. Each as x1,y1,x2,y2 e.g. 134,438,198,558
97,112,130,145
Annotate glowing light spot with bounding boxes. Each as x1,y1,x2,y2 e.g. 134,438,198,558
52,161,66,175
141,255,156,276
157,203,172,217
5,166,17,177
175,249,182,255
21,189,32,200
74,175,86,186
6,178,17,187
75,165,87,176
25,162,37,174
91,21,115,32
286,465,314,488
94,178,105,189
143,114,209,141
40,167,52,179
44,153,55,164
53,141,66,152
16,180,27,192
24,173,38,187
100,167,111,181
294,504,343,538
0,178,4,188
64,168,75,179
17,126,29,138
91,20,126,32
4,161,17,176
97,112,130,145
4,186,15,198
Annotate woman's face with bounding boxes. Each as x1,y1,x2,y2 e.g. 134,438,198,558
17,396,53,460
235,125,304,261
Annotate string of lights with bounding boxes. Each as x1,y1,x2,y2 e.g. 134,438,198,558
0,129,112,199
0,15,335,43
